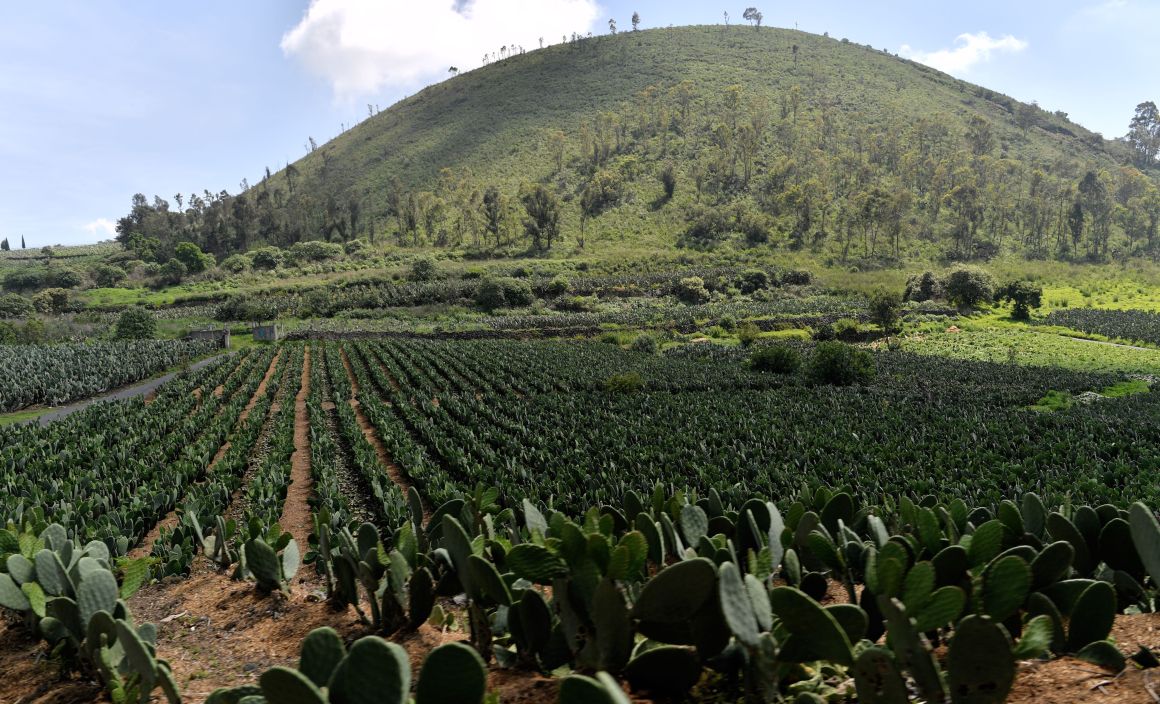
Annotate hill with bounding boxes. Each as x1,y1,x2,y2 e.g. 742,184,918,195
115,24,1159,266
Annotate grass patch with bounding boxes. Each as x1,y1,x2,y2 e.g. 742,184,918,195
1101,379,1150,397
1027,390,1074,413
0,408,47,427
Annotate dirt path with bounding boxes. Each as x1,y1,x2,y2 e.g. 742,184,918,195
278,345,314,546
127,352,282,561
340,347,431,523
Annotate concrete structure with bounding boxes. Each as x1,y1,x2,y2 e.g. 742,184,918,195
186,327,231,349
252,323,282,342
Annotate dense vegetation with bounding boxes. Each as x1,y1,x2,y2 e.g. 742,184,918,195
112,26,1159,269
0,339,215,412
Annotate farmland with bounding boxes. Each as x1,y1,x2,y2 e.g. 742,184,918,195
3,313,1160,703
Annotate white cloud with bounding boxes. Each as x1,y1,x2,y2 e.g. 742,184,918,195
281,0,602,99
900,31,1028,75
83,218,117,238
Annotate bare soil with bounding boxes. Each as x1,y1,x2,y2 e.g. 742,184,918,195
278,345,314,541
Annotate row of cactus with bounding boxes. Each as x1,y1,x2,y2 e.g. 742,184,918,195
205,627,489,704
0,522,178,703
301,482,1160,703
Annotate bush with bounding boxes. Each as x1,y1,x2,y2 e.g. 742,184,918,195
943,266,995,308
410,258,438,281
250,246,284,270
290,240,343,263
903,271,943,302
833,318,861,341
215,294,278,322
997,280,1043,320
603,372,643,393
546,275,571,296
738,322,761,346
159,258,187,285
750,345,801,374
806,341,875,386
630,334,658,354
780,269,812,286
92,264,127,288
31,288,71,315
474,277,533,311
344,238,369,255
115,306,156,340
555,295,598,312
683,205,732,244
48,267,83,289
220,254,251,273
868,290,901,333
175,242,215,273
738,269,771,294
3,269,43,291
675,276,710,304
0,293,33,318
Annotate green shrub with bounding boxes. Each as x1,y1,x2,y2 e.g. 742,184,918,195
31,288,71,314
738,322,761,346
833,318,861,341
115,306,156,340
675,276,710,304
555,295,597,312
806,341,875,386
410,258,438,281
290,240,344,263
501,277,534,306
869,289,901,333
997,280,1043,320
175,242,215,273
750,345,801,374
3,269,43,292
92,264,127,288
250,246,284,270
546,275,571,295
603,371,643,393
630,334,658,354
943,266,995,308
344,238,369,255
904,271,943,302
738,269,770,294
0,293,33,318
220,254,251,273
159,258,186,285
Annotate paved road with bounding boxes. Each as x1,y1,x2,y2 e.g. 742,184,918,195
29,353,230,427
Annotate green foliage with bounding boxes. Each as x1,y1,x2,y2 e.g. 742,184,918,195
675,276,710,304
220,254,251,273
159,258,186,285
410,258,438,282
944,266,996,308
997,280,1043,320
116,306,157,340
629,334,658,354
805,341,875,385
289,240,343,263
603,371,643,393
904,271,943,302
250,247,284,270
749,344,801,374
92,264,127,288
868,289,902,332
474,277,533,311
174,242,214,273
0,292,35,319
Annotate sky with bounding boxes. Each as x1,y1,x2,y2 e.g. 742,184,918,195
0,1,1156,247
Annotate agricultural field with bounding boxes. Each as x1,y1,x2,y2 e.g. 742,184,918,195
2,316,1160,704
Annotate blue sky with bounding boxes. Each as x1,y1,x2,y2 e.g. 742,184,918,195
1,1,1156,247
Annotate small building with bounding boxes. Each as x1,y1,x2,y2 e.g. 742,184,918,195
186,327,231,349
252,323,282,342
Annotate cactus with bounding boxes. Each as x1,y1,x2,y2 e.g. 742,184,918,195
558,673,631,704
327,636,410,704
7,553,34,584
946,615,1015,704
510,588,553,662
1075,640,1127,672
718,562,760,648
966,520,1005,568
259,667,326,704
505,543,568,584
1012,614,1054,659
981,555,1031,622
623,646,701,697
1030,541,1074,590
853,647,908,704
245,538,284,593
768,586,853,665
1067,580,1116,652
1099,518,1144,577
632,557,716,630
77,570,119,625
0,573,30,611
1129,502,1160,587
299,627,346,688
878,597,947,702
415,642,487,704
1047,513,1093,574
680,503,708,545
35,549,73,597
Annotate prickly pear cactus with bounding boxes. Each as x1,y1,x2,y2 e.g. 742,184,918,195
947,615,1015,704
415,642,487,704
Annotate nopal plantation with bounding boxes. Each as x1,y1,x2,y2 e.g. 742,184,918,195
3,18,1160,704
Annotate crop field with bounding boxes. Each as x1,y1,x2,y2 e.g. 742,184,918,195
2,330,1160,704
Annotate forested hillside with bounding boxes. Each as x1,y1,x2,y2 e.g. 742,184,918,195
115,24,1160,265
